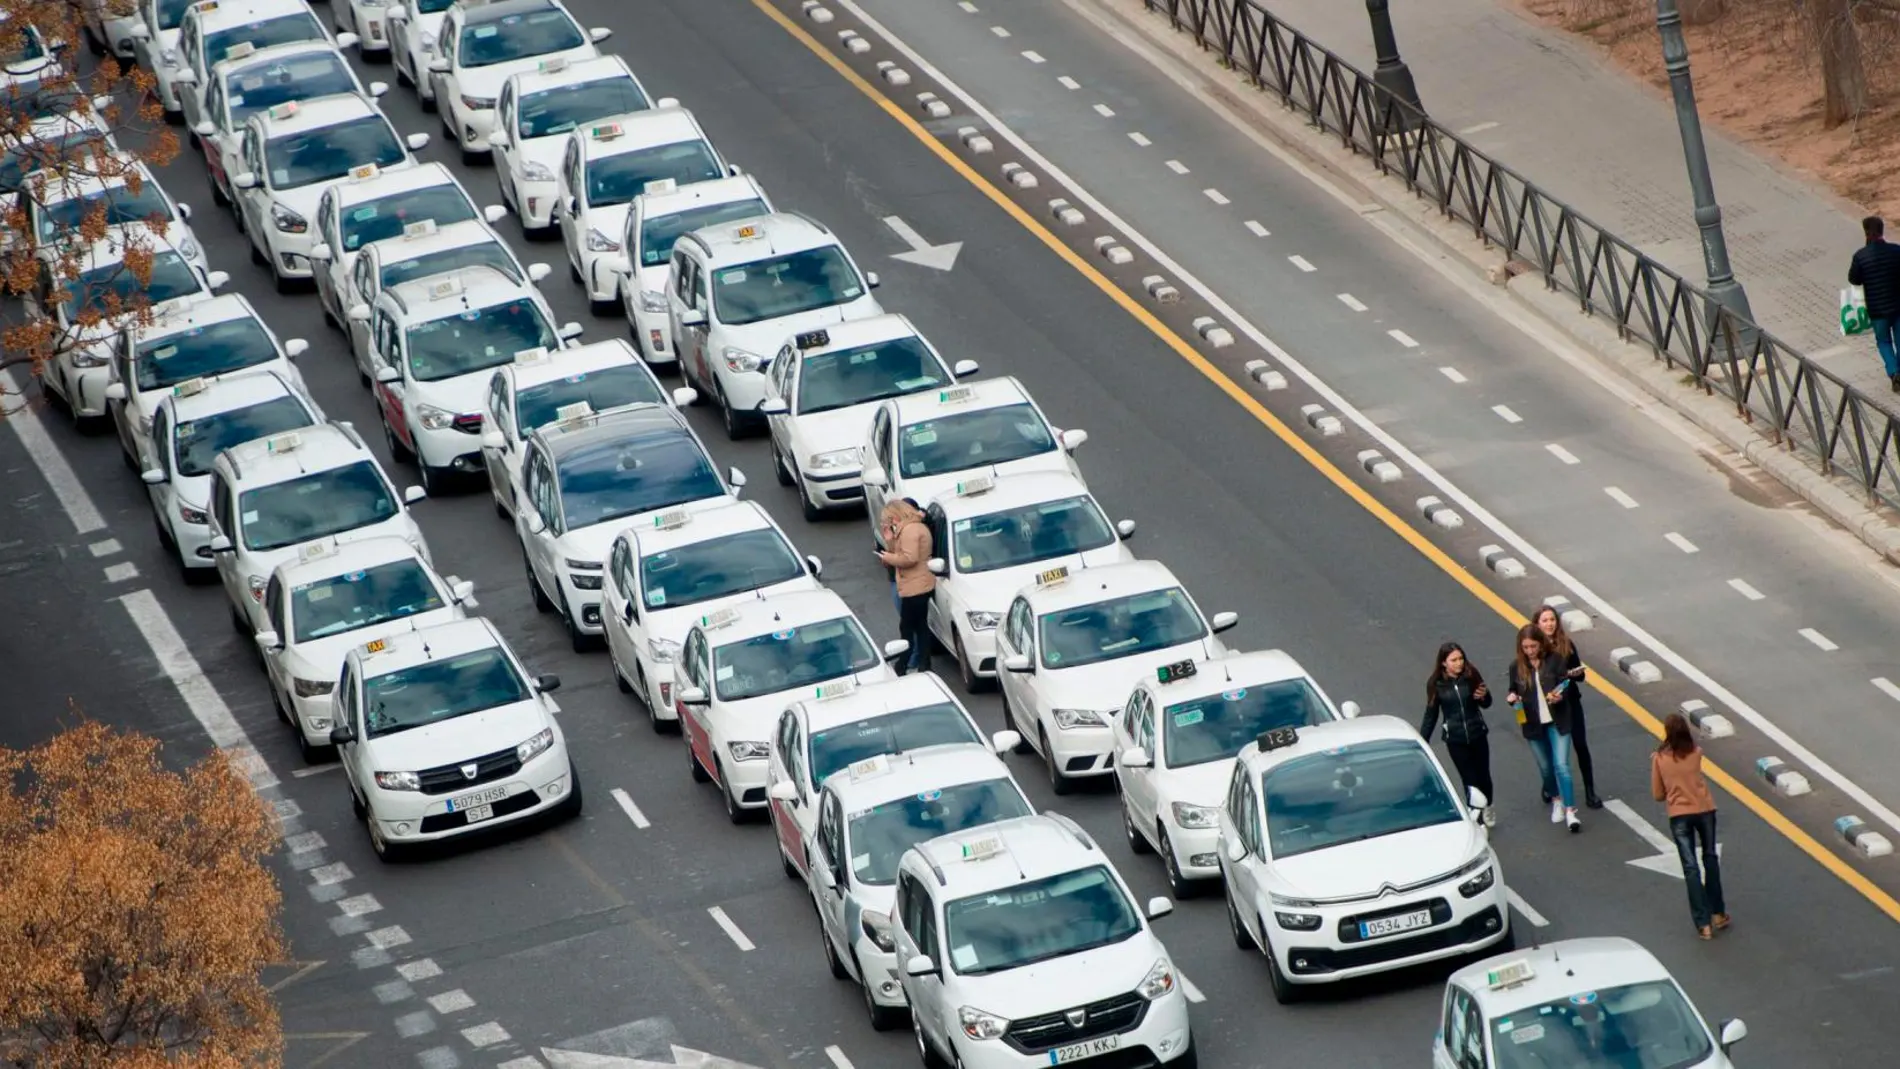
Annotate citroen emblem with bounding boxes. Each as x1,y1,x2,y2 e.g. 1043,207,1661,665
461,763,479,780
1065,1009,1086,1028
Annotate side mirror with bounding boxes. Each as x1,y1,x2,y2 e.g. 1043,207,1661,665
671,386,698,407
402,485,427,504
1210,611,1239,634
926,557,946,576
483,204,507,224
602,255,632,276
865,271,880,289
727,163,743,176
951,358,979,377
534,673,561,693
524,511,547,535
369,81,389,99
678,308,707,327
174,67,197,85
559,321,584,341
387,4,409,21
405,132,430,152
1002,653,1033,674
209,534,234,553
1719,1019,1747,1051
758,397,788,415
1116,519,1136,540
728,466,747,489
347,304,372,323
233,171,257,189
254,629,282,652
329,723,357,746
903,954,937,979
527,262,552,283
1223,837,1247,864
177,202,192,220
860,465,888,488
656,96,680,109
882,638,910,662
449,579,475,602
805,553,823,578
428,58,450,74
1145,896,1174,921
336,32,360,49
308,243,332,262
192,120,214,137
1060,427,1089,451
487,130,508,148
284,338,309,358
677,686,709,706
1466,786,1490,813
562,196,577,218
1120,746,1152,769
140,468,167,485
480,430,506,450
131,24,151,40
768,780,797,803
991,730,1021,754
1341,700,1361,720
374,366,400,384
588,26,612,42
206,270,230,291
104,382,127,401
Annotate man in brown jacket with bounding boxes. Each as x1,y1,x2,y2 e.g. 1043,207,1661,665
877,500,935,675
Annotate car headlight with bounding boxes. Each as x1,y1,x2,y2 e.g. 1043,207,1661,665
374,770,420,791
722,346,765,373
568,572,602,590
957,1006,1008,1041
517,726,554,764
727,740,770,762
806,448,857,470
292,677,334,698
518,158,554,181
418,30,436,50
964,610,1000,631
71,349,111,368
648,637,680,663
1052,707,1107,729
859,909,895,952
414,402,454,430
1170,802,1219,829
460,93,494,111
564,558,601,572
1458,864,1497,899
585,228,619,252
270,201,307,234
178,236,199,259
1136,958,1176,1001
246,574,266,603
1274,911,1323,931
1268,891,1319,909
638,289,667,313
177,502,208,525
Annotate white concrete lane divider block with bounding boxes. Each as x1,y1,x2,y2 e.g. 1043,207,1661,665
1141,274,1181,304
1092,235,1133,265
802,1,834,23
1357,449,1402,483
1679,699,1734,740
957,126,994,154
1048,198,1084,225
1242,359,1288,392
1299,404,1343,437
1609,647,1663,685
1189,315,1234,348
917,92,952,119
1836,815,1894,859
837,29,870,53
1539,594,1593,633
875,61,911,87
1000,162,1039,189
1755,756,1813,798
1478,545,1527,580
1417,496,1464,529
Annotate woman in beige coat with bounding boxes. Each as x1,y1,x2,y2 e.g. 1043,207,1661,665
877,500,935,675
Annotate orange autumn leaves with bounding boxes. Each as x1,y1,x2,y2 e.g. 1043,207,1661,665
0,722,285,1067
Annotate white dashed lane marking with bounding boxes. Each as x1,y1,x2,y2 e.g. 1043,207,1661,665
1545,443,1581,465
105,561,139,583
1728,578,1765,600
1873,678,1900,702
427,990,476,1014
1020,49,1044,63
88,538,122,556
1093,103,1116,117
611,787,651,829
1128,131,1151,146
1439,367,1467,384
1604,487,1639,509
1336,293,1367,312
1164,159,1189,174
397,959,444,982
1492,404,1522,424
1387,329,1419,348
1287,255,1315,272
1244,220,1269,237
989,25,1010,37
1202,188,1228,205
462,1023,511,1049
958,0,976,10
1799,628,1839,652
1507,887,1549,927
1057,75,1079,89
1460,121,1501,135
1665,532,1699,554
1178,972,1206,1003
708,906,756,952
826,1047,857,1069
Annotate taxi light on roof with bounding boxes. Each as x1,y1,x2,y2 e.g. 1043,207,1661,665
171,376,209,398
953,474,994,497
402,219,438,239
936,386,975,405
224,41,255,61
643,178,677,196
957,835,1007,862
266,100,298,121
264,431,302,454
194,1,219,11
537,57,568,73
349,163,380,182
513,346,550,365
733,224,761,240
700,607,742,631
297,540,336,563
588,122,624,141
846,753,890,782
1486,960,1536,990
794,329,829,350
427,277,464,300
555,401,593,424
1157,659,1198,685
1034,565,1069,588
1257,725,1299,753
361,637,390,656
651,509,693,530
813,678,857,702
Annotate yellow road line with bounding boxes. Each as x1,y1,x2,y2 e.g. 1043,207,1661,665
744,0,1900,924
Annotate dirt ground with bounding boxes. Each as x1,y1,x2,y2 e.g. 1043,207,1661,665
1513,0,1900,219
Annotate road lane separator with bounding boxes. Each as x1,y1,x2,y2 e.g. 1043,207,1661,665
1177,971,1206,1002
1505,887,1548,928
708,906,756,951
611,787,652,828
825,1046,856,1069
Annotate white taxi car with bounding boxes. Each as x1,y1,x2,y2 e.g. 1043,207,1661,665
674,590,903,823
384,0,450,99
422,0,610,161
800,745,1034,1031
554,108,732,311
518,401,746,652
861,377,1088,536
257,537,475,760
140,369,322,577
997,560,1237,795
919,472,1134,692
1218,716,1511,1003
81,0,144,60
105,292,308,469
230,96,430,290
669,212,884,440
1437,939,1748,1069
130,0,197,116
206,422,429,634
173,0,349,134
602,174,771,366
366,265,579,493
892,815,1195,1069
343,218,547,375
0,108,116,203
331,0,399,58
328,617,578,861
22,153,204,270
760,316,977,520
602,500,819,726
1113,651,1351,897
192,40,385,206
488,53,666,234
765,672,1016,882
479,339,691,519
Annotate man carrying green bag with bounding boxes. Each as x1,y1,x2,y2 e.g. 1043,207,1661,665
1847,216,1900,390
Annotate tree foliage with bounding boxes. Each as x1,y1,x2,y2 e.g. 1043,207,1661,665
0,720,285,1068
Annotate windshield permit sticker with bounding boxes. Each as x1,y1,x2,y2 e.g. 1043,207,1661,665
917,789,942,802
1222,688,1248,702
343,570,367,582
647,587,666,606
852,852,871,870
949,945,978,971
351,206,378,222
306,586,333,602
1173,709,1205,727
715,664,735,681
154,344,179,360
905,428,937,446
957,555,973,569
472,24,498,37
242,510,259,523
718,269,746,285
1046,651,1062,665
1568,992,1599,1006
176,422,197,438
460,310,481,321
895,376,935,390
1511,1024,1545,1044
563,373,588,384
772,629,795,641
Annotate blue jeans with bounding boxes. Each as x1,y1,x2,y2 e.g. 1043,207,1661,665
1525,725,1576,808
1670,810,1725,929
1873,317,1899,379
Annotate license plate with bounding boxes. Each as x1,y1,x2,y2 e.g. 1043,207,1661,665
461,804,495,824
1048,1035,1120,1064
447,786,507,812
1360,907,1434,939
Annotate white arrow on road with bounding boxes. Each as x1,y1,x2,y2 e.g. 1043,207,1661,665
1604,799,1720,879
882,215,961,271
542,1046,762,1069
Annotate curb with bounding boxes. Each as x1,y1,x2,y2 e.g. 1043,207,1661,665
1608,647,1662,684
1756,757,1813,797
1679,699,1734,739
1836,816,1894,859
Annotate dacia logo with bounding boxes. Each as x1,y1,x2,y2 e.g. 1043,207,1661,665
1064,1009,1086,1028
461,763,479,780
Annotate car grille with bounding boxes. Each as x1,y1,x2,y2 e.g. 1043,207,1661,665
418,788,542,833
416,746,521,795
1337,897,1453,943
1003,991,1147,1055
1289,906,1506,974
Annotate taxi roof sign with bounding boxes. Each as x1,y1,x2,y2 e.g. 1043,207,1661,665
588,122,624,141
264,431,302,454
361,637,389,656
733,223,761,240
402,219,438,240
936,386,975,405
651,509,693,531
1257,725,1299,753
427,277,463,300
266,100,299,121
224,41,255,61
297,540,336,563
1157,659,1198,685
643,178,677,196
846,753,891,783
193,1,220,11
512,346,550,365
957,834,1007,862
1034,565,1070,588
953,474,994,497
794,329,829,351
700,606,742,631
349,162,380,182
555,401,594,424
537,57,568,74
1485,960,1536,990
171,376,209,398
813,678,857,702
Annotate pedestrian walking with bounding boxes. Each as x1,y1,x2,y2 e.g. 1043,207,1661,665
1504,624,1582,833
1534,604,1601,809
1420,642,1496,826
1848,215,1900,389
876,499,935,676
1651,712,1729,940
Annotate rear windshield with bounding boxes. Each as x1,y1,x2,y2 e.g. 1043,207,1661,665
174,395,314,477
136,316,277,392
291,558,444,643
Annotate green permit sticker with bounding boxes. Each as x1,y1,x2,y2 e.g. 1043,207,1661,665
906,428,937,446
957,555,973,569
646,587,666,606
351,206,378,221
1173,709,1204,727
154,345,179,360
306,586,333,602
719,269,746,284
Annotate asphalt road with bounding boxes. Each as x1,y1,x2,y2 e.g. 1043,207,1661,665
6,0,1900,1066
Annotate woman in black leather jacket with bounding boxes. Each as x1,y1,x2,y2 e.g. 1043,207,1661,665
1421,641,1495,826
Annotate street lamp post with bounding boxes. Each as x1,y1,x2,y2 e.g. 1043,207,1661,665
1364,0,1424,129
1654,0,1755,338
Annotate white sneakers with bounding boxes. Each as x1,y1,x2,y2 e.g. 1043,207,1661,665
1549,798,1564,823
1482,805,1496,828
1566,808,1582,833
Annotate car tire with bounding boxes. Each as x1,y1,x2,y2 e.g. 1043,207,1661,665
719,762,747,825
420,78,437,114
818,916,848,979
953,633,990,694
418,462,449,498
349,782,367,820
777,838,799,880
395,56,412,88
613,656,634,693
380,414,414,464
1169,1041,1199,1069
296,727,330,766
688,737,710,783
1120,788,1152,855
1001,693,1033,753
84,25,105,56
564,599,598,653
249,235,266,266
772,440,794,486
209,175,228,207
911,1014,949,1069
493,488,510,519
855,950,906,1032
1225,886,1255,950
1264,932,1299,1004
716,381,748,441
1040,728,1073,796
556,766,583,820
1158,825,1198,900
367,806,407,863
525,552,554,613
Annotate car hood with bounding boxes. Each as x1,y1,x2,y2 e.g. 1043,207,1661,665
269,182,330,219
250,516,423,580
900,449,1079,507
788,405,874,462
412,370,491,416
1156,759,1236,809
519,134,565,174
949,932,1166,1017
634,263,671,299
645,575,824,643
722,296,884,357
361,697,550,773
687,665,900,743
584,202,629,240
1269,820,1486,901
949,542,1136,615
456,47,595,100
1042,642,1213,711
285,605,465,677
555,523,621,569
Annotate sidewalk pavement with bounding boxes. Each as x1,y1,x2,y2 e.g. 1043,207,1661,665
1257,0,1892,398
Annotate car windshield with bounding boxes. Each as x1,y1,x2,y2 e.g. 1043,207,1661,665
808,703,983,787
0,128,108,191
458,9,584,68
638,528,803,612
36,179,172,241
1037,587,1206,670
795,337,950,415
225,52,357,127
0,22,43,65
846,779,1032,886
203,13,325,72
63,252,200,321
174,395,314,477
341,184,478,251
265,115,406,191
711,246,863,327
898,403,1057,479
380,241,520,292
556,433,725,530
362,646,528,739
638,198,766,267
1261,738,1462,859
11,82,100,124
404,298,555,382
238,460,399,552
952,495,1115,574
585,140,723,208
943,865,1142,976
1490,981,1714,1069
415,0,453,11
517,77,649,140
291,558,445,642
136,315,276,392
1162,680,1336,769
514,364,663,431
156,0,196,31
711,617,880,702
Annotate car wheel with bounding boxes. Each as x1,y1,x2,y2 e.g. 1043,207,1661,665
818,915,848,979
249,235,266,266
564,600,598,653
349,782,367,820
772,440,794,486
395,54,412,88
719,762,748,824
269,681,293,726
1158,825,1197,899
296,727,328,765
525,553,554,613
556,766,583,819
954,632,992,694
613,655,634,693
208,175,229,207
1120,788,1152,854
367,806,406,863
1225,886,1255,950
1170,1041,1200,1069
778,837,799,880
418,462,449,498
687,737,710,783
1264,929,1298,1004
380,414,414,464
911,1014,949,1069
716,382,748,441
84,25,105,56
493,486,510,519
855,950,906,1031
1040,728,1073,796
230,601,252,637
801,487,824,523
420,81,437,113
273,266,299,295
1000,694,1033,753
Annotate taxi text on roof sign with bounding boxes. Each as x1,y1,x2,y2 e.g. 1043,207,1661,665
1035,564,1070,588
555,401,593,424
794,329,829,351
958,834,1007,862
513,346,550,364
361,637,390,656
224,41,254,61
733,224,761,240
350,163,380,182
172,377,209,398
264,431,302,454
651,509,692,530
297,540,337,563
428,277,463,300
403,219,438,239
643,178,677,196
700,607,741,630
194,1,219,12
588,122,624,141
1157,659,1198,685
936,386,975,405
1486,960,1536,990
954,474,994,497
847,753,890,783
537,57,568,73
814,678,857,702
267,101,299,121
